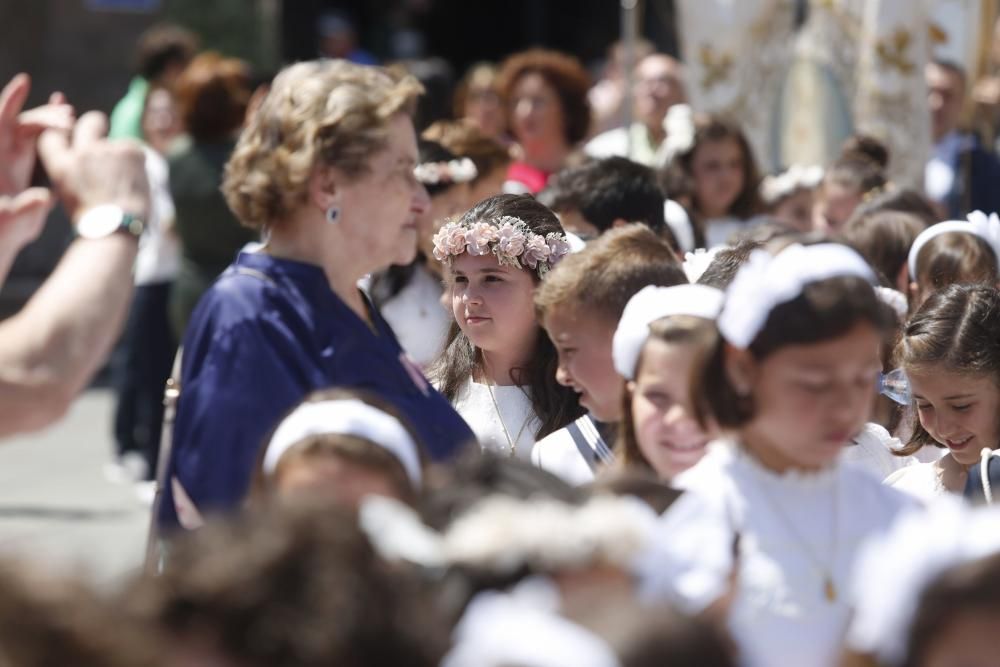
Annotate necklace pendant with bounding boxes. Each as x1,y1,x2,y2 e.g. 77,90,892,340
824,576,837,603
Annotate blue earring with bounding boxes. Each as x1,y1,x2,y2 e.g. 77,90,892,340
325,205,340,224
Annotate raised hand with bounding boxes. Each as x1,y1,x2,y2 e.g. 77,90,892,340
0,74,74,195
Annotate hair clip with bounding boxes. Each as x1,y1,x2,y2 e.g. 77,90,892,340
877,368,911,406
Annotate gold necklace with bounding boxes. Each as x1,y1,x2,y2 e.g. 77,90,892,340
746,454,841,603
484,380,530,457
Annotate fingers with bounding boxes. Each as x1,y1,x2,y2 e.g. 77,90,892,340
36,122,72,184
0,74,30,133
71,110,108,151
16,102,75,136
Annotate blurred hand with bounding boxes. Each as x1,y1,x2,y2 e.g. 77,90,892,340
0,187,54,254
37,110,150,222
0,73,74,195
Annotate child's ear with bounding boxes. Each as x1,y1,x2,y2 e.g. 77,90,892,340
611,217,629,229
723,345,757,395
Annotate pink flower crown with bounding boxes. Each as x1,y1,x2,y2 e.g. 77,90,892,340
431,216,572,278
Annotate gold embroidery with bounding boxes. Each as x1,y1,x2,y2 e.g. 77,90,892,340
876,28,915,76
699,44,734,90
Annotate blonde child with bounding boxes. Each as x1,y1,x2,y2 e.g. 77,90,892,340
531,225,687,484
430,193,579,460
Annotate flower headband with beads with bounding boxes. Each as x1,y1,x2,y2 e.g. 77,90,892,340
413,157,478,185
432,216,572,278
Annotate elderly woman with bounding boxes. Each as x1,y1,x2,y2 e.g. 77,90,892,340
158,60,475,531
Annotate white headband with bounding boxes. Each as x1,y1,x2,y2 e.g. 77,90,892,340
263,399,423,489
717,243,876,349
613,284,725,380
441,580,622,667
847,501,1000,666
906,210,1000,279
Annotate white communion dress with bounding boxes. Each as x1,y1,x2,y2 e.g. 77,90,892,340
639,441,915,667
451,378,541,461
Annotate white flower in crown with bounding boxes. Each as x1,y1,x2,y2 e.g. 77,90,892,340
760,164,825,204
414,157,479,185
662,103,696,165
966,209,1000,258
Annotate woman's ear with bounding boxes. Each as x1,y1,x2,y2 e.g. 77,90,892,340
308,165,340,213
723,345,757,396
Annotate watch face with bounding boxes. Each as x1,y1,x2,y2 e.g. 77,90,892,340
76,204,125,239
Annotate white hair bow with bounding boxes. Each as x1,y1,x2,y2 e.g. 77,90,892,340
717,243,876,349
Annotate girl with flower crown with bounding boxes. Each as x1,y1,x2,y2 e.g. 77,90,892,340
429,194,583,459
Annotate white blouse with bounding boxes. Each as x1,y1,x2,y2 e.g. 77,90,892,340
379,264,451,368
884,460,947,503
841,423,914,480
640,442,914,667
451,379,541,461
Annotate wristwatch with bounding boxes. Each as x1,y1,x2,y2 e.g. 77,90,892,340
75,204,145,240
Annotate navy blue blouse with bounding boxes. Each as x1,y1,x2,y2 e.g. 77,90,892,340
158,251,474,529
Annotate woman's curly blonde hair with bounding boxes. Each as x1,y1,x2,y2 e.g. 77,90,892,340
223,60,423,230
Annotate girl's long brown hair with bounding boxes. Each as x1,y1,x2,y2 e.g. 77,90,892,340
429,194,583,439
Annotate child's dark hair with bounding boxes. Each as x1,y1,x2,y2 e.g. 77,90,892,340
844,186,938,228
660,113,764,227
825,135,889,200
124,503,447,667
895,284,1000,456
534,224,686,325
913,232,999,297
838,210,927,287
617,316,721,470
429,194,585,439
695,269,888,428
903,552,1000,667
696,239,764,289
539,157,674,245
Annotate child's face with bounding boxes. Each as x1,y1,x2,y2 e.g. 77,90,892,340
450,253,539,359
813,180,860,233
691,137,745,218
732,321,882,471
276,456,406,509
909,368,1000,467
631,338,715,479
542,305,620,422
771,189,815,232
919,611,1000,667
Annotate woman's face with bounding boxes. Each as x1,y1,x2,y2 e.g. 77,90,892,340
909,368,1000,467
691,138,745,219
732,321,883,472
509,72,567,154
141,88,182,155
338,113,430,270
631,338,716,479
449,252,539,360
